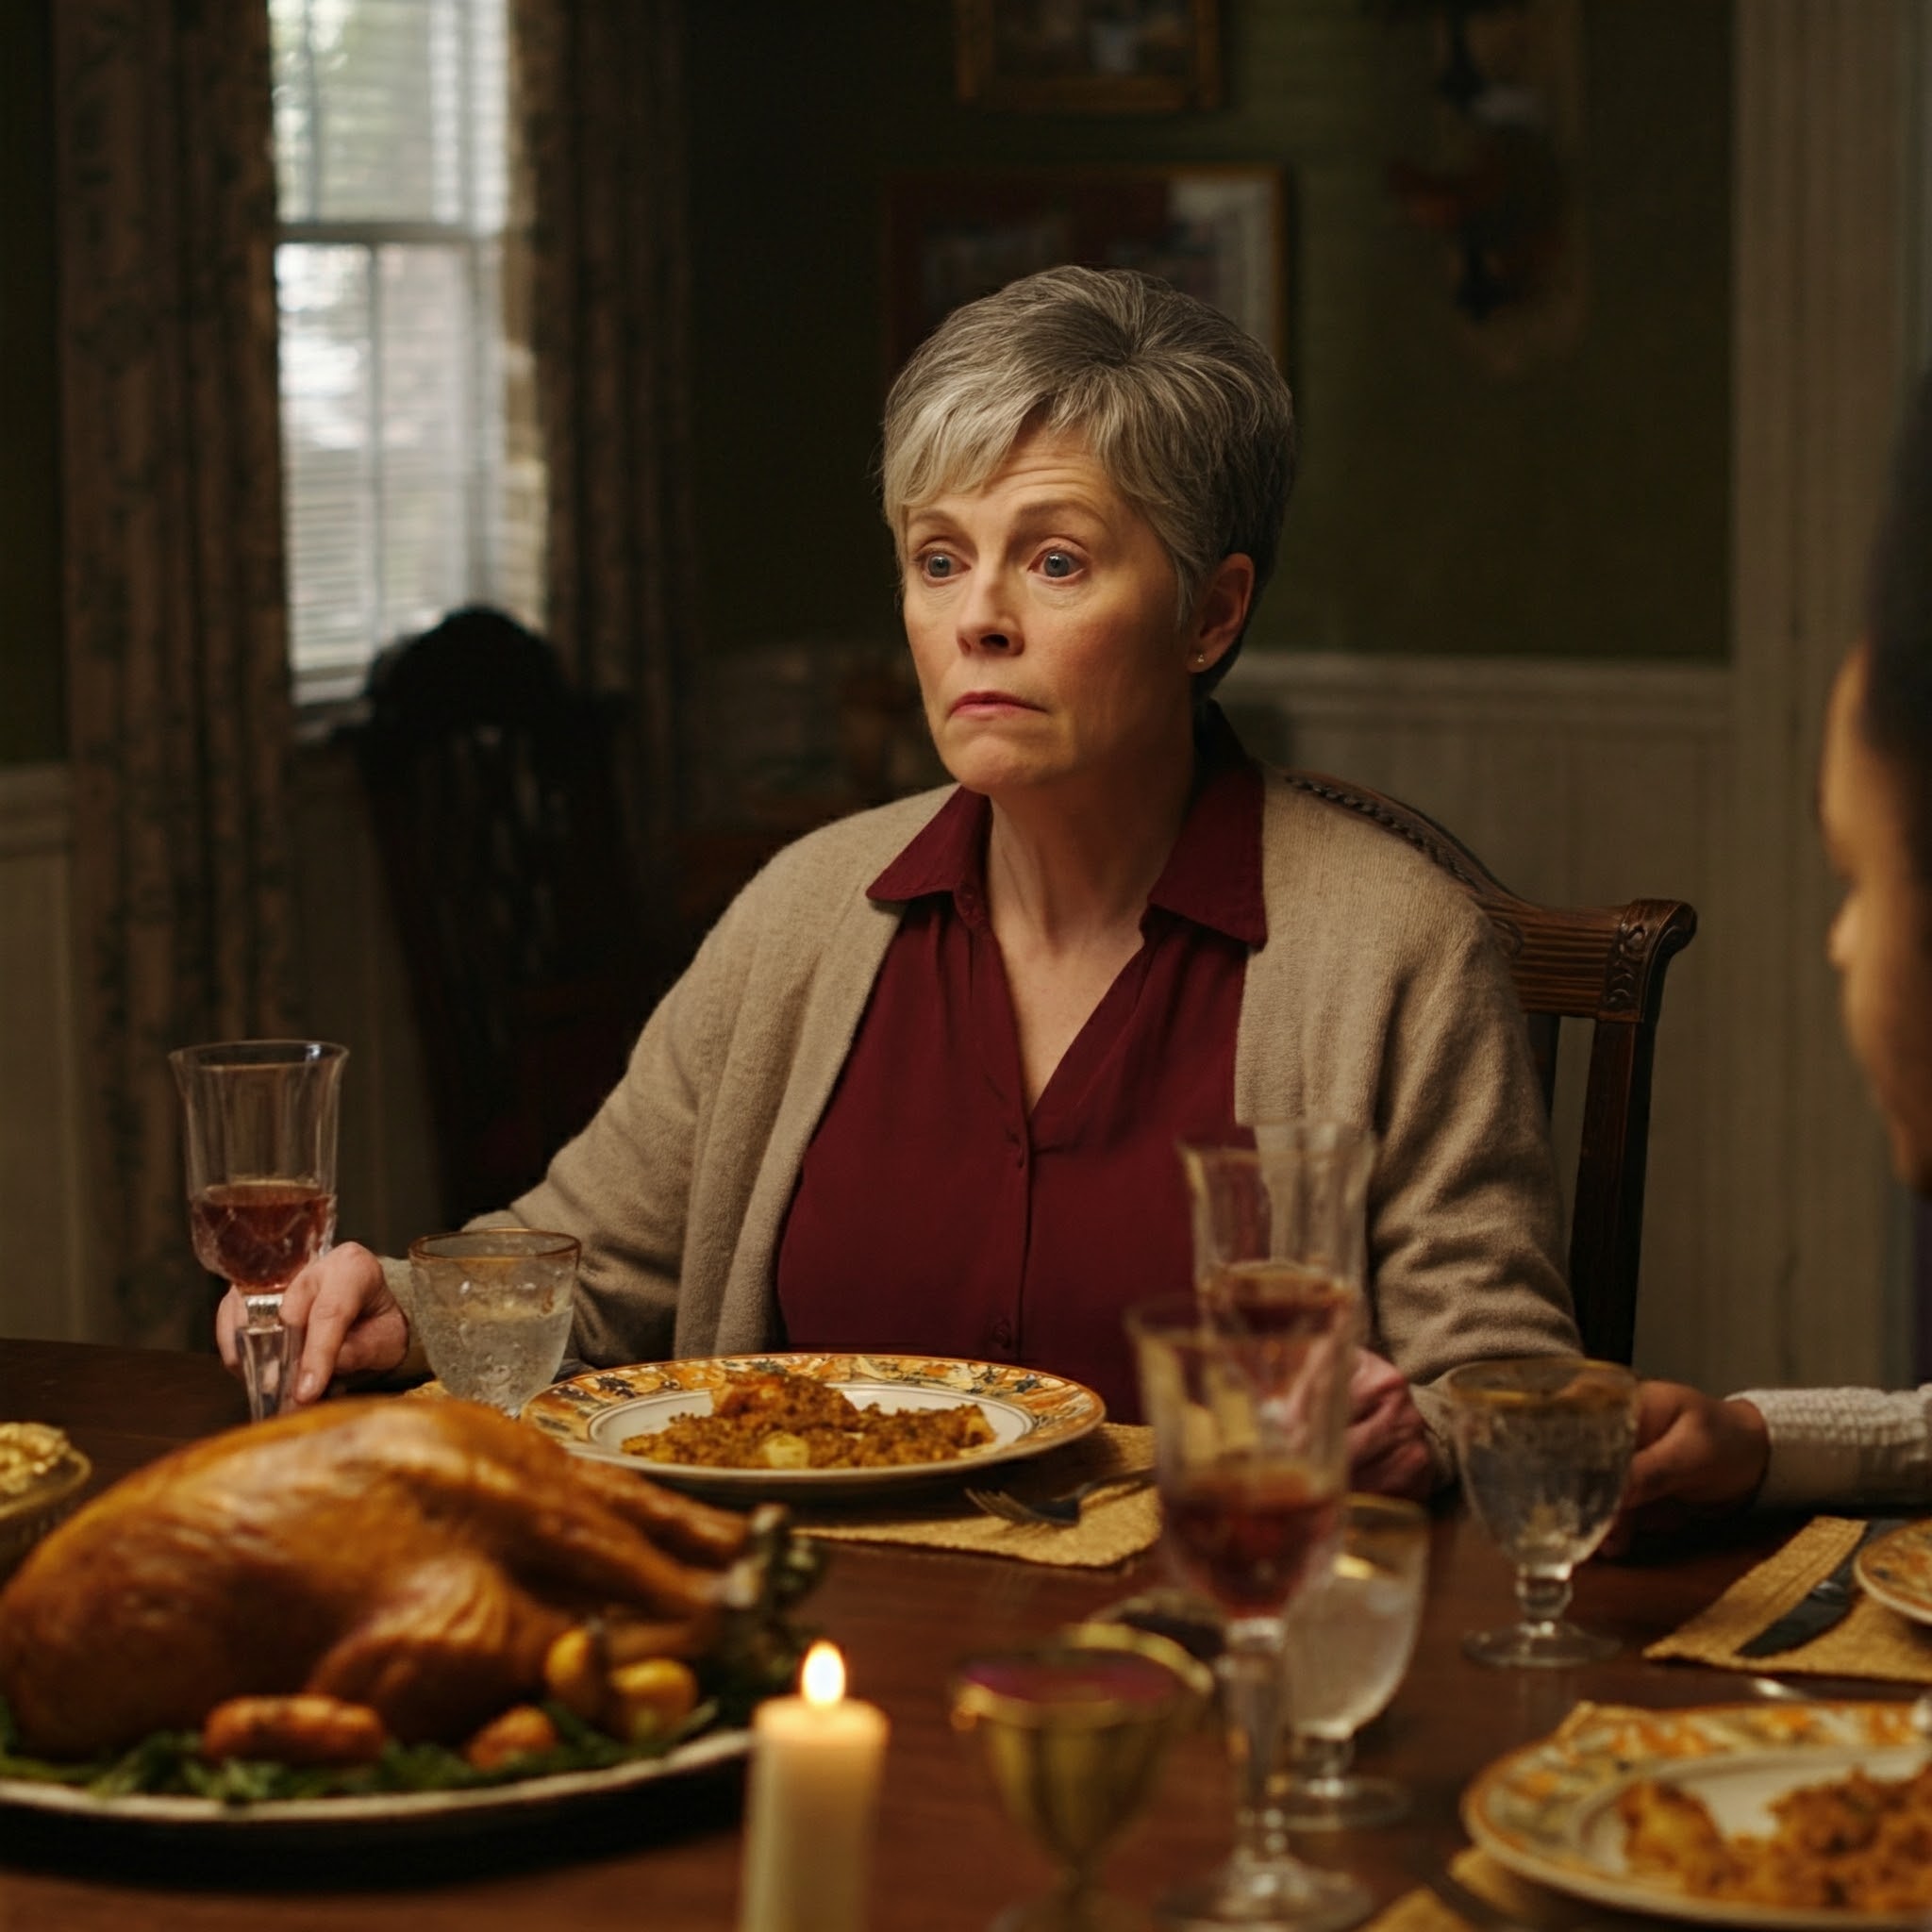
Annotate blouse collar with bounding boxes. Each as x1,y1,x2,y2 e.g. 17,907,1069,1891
867,703,1266,948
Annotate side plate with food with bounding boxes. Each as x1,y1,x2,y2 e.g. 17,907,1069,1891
1855,1518,1932,1627
524,1354,1106,1498
1464,1699,1932,1927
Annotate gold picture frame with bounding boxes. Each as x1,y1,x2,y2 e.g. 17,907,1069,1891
953,0,1222,114
885,165,1285,375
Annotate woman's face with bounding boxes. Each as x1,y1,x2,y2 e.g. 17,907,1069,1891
898,426,1249,800
1821,647,1932,1190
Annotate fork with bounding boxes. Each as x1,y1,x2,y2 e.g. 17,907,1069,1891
963,1468,1155,1527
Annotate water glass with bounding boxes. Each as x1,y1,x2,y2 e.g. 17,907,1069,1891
1446,1357,1639,1668
170,1040,347,1422
408,1228,580,1419
1276,1494,1428,1829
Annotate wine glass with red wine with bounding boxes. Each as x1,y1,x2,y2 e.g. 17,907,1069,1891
170,1041,347,1422
1127,1289,1368,1932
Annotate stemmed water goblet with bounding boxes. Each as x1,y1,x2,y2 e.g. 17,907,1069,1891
1127,1291,1366,1932
408,1229,581,1418
170,1040,347,1423
1445,1357,1640,1668
1275,1493,1429,1829
951,1624,1211,1932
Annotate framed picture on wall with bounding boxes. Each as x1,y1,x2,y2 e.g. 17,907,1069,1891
885,166,1286,375
953,0,1222,113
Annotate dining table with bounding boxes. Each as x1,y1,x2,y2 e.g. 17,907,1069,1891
0,1338,1914,1932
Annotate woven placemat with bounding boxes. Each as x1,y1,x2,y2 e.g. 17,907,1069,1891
1365,1849,1654,1932
1645,1515,1932,1681
794,1423,1158,1568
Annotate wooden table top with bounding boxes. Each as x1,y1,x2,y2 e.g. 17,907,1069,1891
0,1340,1903,1931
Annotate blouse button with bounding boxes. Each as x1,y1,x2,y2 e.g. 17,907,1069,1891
992,1320,1014,1349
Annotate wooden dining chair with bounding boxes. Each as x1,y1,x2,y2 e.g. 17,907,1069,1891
343,608,664,1226
1284,772,1698,1366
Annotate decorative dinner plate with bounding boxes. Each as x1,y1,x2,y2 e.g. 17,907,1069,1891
0,1726,748,1841
1856,1518,1932,1625
1463,1699,1929,1928
522,1353,1106,1497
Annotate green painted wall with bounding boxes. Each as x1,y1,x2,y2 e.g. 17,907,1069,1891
686,0,1732,664
0,0,63,764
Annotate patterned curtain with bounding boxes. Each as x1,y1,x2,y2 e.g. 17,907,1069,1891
55,1,298,1346
511,0,701,872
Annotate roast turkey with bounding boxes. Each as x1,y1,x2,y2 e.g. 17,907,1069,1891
0,1397,766,1757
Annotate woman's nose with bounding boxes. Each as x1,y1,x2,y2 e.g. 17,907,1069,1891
957,574,1019,653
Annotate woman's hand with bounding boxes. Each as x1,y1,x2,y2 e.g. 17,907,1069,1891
1346,1348,1435,1500
1616,1379,1770,1538
215,1242,409,1407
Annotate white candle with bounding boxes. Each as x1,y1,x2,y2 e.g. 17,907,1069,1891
739,1641,889,1932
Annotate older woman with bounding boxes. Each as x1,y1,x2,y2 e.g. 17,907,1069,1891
249,265,1577,1489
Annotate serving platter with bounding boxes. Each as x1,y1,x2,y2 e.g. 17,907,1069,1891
523,1353,1106,1498
0,1726,749,1842
1855,1518,1932,1626
1463,1699,1929,1928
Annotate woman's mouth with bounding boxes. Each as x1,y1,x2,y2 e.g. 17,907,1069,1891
950,691,1039,718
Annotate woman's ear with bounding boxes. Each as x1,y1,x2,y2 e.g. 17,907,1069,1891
1188,555,1257,674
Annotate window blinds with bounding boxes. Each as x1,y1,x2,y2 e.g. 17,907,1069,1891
270,0,534,700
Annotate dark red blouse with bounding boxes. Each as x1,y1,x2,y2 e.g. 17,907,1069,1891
774,716,1265,1423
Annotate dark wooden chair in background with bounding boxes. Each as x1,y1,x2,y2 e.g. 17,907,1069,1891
345,608,663,1227
1285,772,1698,1366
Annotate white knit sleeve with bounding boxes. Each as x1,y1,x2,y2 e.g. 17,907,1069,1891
1736,1384,1932,1510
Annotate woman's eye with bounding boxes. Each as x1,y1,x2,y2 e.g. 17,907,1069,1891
920,553,955,581
1041,550,1077,579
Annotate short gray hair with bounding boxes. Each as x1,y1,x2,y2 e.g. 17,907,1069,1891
880,266,1297,688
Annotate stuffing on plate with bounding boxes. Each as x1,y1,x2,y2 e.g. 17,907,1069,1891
622,1370,995,1470
1619,1764,1932,1910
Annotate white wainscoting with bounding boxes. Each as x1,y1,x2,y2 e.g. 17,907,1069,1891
1224,651,1754,1390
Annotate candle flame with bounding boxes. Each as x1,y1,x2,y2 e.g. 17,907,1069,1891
800,1641,845,1707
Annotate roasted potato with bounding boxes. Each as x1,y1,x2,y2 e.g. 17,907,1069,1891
464,1704,560,1772
608,1657,699,1742
200,1694,388,1767
542,1624,610,1724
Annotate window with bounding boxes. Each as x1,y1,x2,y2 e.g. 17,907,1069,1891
270,0,543,704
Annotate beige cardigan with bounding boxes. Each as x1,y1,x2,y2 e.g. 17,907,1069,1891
481,766,1577,1464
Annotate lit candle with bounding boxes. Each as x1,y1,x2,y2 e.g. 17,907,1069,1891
739,1641,889,1932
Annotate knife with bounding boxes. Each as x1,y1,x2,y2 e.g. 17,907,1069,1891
1736,1516,1911,1657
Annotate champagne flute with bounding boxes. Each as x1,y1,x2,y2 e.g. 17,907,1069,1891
1127,1291,1367,1932
951,1624,1211,1932
1276,1493,1429,1829
1446,1357,1639,1668
170,1040,347,1422
408,1229,579,1418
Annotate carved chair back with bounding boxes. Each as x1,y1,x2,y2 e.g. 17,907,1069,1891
345,608,659,1225
1285,772,1697,1365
